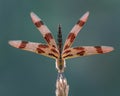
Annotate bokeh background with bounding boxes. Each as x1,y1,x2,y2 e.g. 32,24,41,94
0,0,119,96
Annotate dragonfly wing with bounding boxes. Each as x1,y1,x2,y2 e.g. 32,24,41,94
62,46,114,59
30,12,57,48
9,40,59,59
63,12,89,50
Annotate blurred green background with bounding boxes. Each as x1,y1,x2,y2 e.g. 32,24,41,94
0,0,119,96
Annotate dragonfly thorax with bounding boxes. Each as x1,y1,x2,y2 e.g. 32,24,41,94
56,58,66,73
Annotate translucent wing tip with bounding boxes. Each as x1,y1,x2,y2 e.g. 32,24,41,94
30,12,41,22
80,11,90,22
8,40,21,48
102,46,114,53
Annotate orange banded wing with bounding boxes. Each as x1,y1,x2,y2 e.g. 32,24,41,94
30,12,57,48
63,12,89,50
62,46,114,59
9,40,59,59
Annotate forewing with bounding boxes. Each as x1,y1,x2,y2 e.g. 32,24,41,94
63,12,89,50
30,12,57,48
9,40,59,59
62,46,114,59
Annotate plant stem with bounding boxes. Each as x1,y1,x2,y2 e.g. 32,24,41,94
55,74,69,96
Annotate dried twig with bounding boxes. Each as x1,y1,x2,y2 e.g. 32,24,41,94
56,74,69,96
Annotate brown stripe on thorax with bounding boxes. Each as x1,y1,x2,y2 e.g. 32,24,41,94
94,46,103,53
35,21,44,27
19,41,28,49
77,20,85,27
44,33,53,44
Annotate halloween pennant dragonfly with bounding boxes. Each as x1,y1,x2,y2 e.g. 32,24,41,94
9,12,114,73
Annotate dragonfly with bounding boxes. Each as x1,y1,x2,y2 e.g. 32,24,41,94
9,11,114,73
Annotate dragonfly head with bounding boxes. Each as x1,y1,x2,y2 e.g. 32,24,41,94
56,58,66,73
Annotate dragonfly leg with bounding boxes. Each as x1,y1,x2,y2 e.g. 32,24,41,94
57,72,65,80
